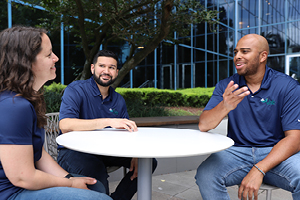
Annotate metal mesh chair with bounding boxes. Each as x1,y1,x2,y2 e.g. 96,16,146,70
44,112,125,175
238,183,280,200
44,112,60,160
259,183,280,200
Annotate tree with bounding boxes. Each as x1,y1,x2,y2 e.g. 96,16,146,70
26,0,219,88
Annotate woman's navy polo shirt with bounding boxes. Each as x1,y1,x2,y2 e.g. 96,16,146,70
204,66,300,147
0,91,44,200
59,76,129,124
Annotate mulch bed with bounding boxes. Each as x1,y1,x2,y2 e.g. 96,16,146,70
164,107,204,116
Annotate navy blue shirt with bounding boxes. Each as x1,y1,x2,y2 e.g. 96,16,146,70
59,76,129,126
0,91,44,200
204,66,300,147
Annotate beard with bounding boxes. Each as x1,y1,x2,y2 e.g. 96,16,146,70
236,55,260,77
93,73,117,87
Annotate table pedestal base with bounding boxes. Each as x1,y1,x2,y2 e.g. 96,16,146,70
138,158,153,200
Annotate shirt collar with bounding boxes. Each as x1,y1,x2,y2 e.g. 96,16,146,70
260,66,272,90
239,65,272,90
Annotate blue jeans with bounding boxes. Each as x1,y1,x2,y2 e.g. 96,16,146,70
195,146,300,200
8,174,111,200
58,149,157,200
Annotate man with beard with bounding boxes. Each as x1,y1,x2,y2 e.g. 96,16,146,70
195,34,300,200
57,50,157,200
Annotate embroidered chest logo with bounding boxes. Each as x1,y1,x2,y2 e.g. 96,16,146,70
260,98,275,105
109,108,119,115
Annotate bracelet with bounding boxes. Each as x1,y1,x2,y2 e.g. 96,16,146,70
64,173,74,179
254,165,265,176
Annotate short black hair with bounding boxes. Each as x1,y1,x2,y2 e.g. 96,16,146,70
92,50,118,65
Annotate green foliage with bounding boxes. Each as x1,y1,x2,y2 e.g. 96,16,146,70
44,82,214,117
126,99,169,118
22,0,219,83
45,82,66,94
116,87,214,108
44,83,66,113
44,90,62,113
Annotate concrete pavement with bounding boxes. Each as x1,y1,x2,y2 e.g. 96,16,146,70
109,169,292,200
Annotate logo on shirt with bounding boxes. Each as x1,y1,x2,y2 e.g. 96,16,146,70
260,98,275,105
109,108,119,115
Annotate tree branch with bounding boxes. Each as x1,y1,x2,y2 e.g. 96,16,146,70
112,0,174,88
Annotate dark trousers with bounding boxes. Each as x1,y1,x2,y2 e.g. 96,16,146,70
58,149,157,200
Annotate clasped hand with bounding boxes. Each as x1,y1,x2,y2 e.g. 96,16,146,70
70,176,97,190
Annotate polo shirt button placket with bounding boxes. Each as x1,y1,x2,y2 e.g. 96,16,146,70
99,94,104,104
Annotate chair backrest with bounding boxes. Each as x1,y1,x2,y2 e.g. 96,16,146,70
43,112,124,174
44,112,60,161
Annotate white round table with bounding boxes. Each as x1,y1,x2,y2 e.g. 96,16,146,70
56,127,234,200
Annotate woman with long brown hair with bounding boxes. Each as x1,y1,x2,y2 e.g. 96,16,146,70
0,26,112,200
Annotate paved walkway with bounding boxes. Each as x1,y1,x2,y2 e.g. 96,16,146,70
109,169,292,200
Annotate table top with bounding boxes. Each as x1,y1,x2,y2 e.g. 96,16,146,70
56,127,234,158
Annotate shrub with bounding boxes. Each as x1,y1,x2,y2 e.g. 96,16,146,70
45,82,66,94
126,99,169,117
44,90,62,113
117,87,214,107
44,82,214,115
44,83,66,113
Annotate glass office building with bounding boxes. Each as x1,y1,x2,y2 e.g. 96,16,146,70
4,0,300,88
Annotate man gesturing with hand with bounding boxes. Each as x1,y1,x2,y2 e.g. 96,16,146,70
195,34,300,200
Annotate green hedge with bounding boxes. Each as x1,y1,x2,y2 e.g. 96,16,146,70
116,87,214,107
44,82,214,114
44,83,66,113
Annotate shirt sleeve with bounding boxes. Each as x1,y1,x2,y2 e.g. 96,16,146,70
59,86,82,120
204,81,226,111
281,84,300,131
0,97,35,145
119,96,129,119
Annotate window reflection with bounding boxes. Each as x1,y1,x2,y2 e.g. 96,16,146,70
261,25,285,54
289,57,300,83
238,0,259,29
288,0,300,21
267,56,285,73
287,22,300,53
261,0,285,25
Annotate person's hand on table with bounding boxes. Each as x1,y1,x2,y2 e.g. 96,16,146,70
222,80,250,111
70,176,97,190
238,167,264,200
109,118,138,132
129,158,138,180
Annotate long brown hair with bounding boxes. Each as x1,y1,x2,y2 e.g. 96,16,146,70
0,26,47,128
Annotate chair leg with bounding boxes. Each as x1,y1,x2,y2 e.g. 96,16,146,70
266,189,272,200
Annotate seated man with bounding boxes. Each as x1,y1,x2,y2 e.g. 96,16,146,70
195,34,300,200
57,49,157,200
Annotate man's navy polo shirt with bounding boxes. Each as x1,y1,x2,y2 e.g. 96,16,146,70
204,66,300,147
59,76,129,122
